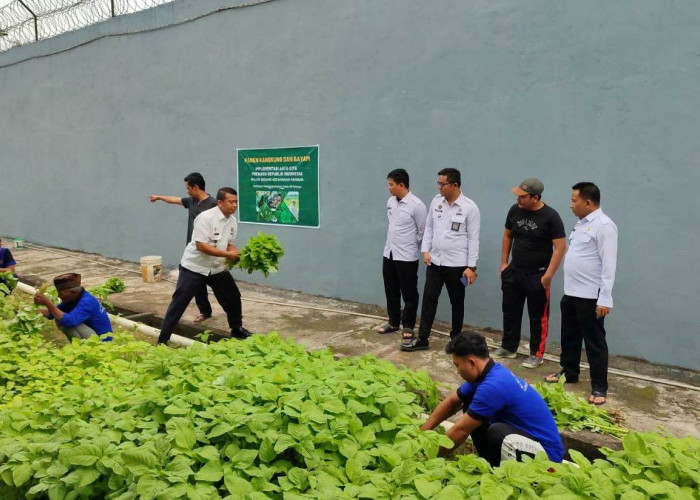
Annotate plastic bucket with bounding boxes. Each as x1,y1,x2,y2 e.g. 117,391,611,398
13,238,24,249
140,255,163,283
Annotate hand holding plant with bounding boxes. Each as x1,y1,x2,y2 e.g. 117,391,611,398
227,232,284,278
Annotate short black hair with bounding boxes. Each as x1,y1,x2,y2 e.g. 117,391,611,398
572,182,600,205
445,332,490,359
387,169,410,188
184,172,205,190
437,168,461,187
216,187,238,201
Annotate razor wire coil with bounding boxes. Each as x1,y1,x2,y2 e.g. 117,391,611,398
0,0,175,52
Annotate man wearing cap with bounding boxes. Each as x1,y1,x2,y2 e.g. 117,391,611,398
402,168,480,352
492,178,566,368
157,187,252,345
34,273,113,341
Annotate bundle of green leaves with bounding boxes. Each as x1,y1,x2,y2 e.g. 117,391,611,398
1,291,699,499
228,232,284,278
87,277,126,312
534,380,628,438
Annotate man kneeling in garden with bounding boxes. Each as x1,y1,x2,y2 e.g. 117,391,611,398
34,273,113,341
420,333,564,466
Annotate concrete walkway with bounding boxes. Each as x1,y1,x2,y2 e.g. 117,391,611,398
8,241,700,446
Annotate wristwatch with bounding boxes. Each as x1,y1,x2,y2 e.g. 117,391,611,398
466,266,477,272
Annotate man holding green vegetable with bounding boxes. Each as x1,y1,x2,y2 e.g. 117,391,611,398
34,273,113,341
158,188,252,344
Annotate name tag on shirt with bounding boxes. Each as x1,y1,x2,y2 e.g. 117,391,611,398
451,216,465,232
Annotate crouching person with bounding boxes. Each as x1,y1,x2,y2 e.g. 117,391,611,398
34,273,113,341
420,332,563,466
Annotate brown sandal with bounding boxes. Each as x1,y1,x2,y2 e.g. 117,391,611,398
544,370,578,384
193,313,211,323
588,391,606,405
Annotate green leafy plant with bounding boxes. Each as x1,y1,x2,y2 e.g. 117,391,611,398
228,232,284,277
87,277,126,312
534,379,628,438
0,271,17,297
1,290,698,499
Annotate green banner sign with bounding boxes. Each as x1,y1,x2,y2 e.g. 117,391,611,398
237,146,320,228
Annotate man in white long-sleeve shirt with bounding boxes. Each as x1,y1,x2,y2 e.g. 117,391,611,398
545,182,618,405
378,169,427,339
402,168,480,352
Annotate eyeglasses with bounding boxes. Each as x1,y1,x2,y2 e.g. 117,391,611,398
437,181,454,187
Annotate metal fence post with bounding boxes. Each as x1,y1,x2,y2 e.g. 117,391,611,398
16,0,38,42
111,0,115,17
17,0,38,41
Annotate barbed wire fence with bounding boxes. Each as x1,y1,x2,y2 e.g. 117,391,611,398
0,0,175,53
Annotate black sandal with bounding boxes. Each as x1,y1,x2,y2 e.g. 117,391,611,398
377,323,399,334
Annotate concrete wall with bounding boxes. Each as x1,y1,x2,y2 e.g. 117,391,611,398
1,0,699,369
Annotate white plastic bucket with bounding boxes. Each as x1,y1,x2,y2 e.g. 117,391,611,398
140,255,163,283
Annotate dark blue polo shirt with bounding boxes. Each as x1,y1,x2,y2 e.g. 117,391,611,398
457,361,564,462
53,289,113,341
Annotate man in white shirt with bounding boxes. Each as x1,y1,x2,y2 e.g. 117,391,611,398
378,169,427,339
157,187,252,344
545,182,618,406
402,168,480,352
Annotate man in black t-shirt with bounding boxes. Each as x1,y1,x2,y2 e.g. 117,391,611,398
492,178,566,368
150,172,217,322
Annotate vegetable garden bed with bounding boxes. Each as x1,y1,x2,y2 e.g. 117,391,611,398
0,290,699,499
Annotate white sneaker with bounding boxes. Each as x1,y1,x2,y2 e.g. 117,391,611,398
522,355,544,368
491,347,518,359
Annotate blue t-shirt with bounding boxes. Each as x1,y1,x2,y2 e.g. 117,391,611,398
457,361,564,462
0,247,16,270
54,289,113,340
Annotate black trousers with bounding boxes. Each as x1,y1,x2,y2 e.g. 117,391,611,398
501,267,550,357
158,266,242,344
193,284,212,317
418,264,466,340
382,255,419,329
560,294,608,393
471,422,546,467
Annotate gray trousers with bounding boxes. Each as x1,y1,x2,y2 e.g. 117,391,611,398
58,322,97,340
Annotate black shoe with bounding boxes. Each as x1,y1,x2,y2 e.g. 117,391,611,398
400,337,429,352
231,327,251,340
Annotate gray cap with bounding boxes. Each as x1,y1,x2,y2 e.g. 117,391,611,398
511,178,544,196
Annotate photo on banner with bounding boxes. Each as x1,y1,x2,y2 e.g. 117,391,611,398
237,146,319,228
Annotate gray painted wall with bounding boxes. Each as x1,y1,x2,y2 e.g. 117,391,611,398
1,0,699,369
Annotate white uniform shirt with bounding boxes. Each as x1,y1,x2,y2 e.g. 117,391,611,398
421,193,480,267
383,192,427,261
563,208,618,307
181,206,238,276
